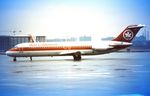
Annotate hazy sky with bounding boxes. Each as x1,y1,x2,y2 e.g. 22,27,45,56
0,0,150,39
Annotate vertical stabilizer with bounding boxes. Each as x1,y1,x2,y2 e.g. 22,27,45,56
113,24,144,42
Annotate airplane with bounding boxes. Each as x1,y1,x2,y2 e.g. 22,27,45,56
6,24,144,61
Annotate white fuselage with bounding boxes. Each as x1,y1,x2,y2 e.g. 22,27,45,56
6,41,132,57
5,24,144,61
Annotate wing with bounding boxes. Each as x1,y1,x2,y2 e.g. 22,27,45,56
59,51,80,55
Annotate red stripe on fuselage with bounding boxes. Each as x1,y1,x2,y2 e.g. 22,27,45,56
9,45,92,51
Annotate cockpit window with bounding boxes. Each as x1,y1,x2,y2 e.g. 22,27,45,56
14,45,18,48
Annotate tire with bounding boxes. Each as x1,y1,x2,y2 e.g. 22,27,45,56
13,57,17,61
73,52,81,61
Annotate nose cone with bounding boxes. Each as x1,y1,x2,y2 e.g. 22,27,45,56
6,47,18,57
5,50,10,56
6,49,14,56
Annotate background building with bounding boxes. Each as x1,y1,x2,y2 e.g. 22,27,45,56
36,36,46,42
0,35,46,52
79,36,91,41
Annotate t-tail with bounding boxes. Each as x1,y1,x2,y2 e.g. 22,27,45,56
113,24,144,42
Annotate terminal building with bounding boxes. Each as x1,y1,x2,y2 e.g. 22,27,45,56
0,35,46,52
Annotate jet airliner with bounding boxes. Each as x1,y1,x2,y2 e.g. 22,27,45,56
6,24,144,61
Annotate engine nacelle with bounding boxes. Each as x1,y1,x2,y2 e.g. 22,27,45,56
92,45,113,50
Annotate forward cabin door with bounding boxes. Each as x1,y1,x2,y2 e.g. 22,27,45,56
19,47,24,54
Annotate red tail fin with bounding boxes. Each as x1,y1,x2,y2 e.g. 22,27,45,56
113,24,144,42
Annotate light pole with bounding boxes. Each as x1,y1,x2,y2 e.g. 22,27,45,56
13,31,16,36
11,30,22,47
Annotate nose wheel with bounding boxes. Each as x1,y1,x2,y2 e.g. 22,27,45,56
13,57,17,61
73,52,81,61
30,57,32,61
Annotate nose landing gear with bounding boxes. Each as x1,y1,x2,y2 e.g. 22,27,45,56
13,57,17,61
30,57,32,61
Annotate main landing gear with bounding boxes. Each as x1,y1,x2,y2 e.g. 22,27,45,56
73,52,81,61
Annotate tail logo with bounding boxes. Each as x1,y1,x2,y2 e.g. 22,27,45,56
123,30,134,40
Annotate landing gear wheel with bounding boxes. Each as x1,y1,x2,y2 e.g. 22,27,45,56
73,52,81,61
13,57,16,61
30,57,32,61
